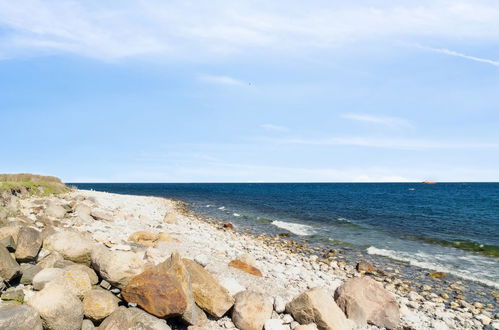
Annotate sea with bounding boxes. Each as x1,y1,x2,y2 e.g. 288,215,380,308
72,182,499,298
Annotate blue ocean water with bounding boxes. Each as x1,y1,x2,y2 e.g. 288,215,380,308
72,182,499,289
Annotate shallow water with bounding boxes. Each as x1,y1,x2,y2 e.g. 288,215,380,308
72,182,499,292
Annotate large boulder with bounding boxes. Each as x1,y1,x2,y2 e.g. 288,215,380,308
0,305,43,330
91,245,148,288
156,252,207,326
65,263,99,284
98,306,172,330
37,250,64,268
32,268,65,290
83,289,119,322
52,268,92,299
183,258,234,317
44,231,95,265
45,201,67,219
334,277,400,329
0,222,23,243
15,226,42,262
0,244,21,281
28,282,84,330
286,288,350,330
20,263,43,285
232,290,273,330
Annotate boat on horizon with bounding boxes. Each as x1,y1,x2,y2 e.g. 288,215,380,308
423,181,437,184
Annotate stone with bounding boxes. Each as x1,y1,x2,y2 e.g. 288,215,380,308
83,289,119,322
163,213,177,224
295,325,319,330
428,272,447,279
0,244,21,281
157,252,207,326
1,287,25,301
0,305,43,330
122,267,188,318
98,306,172,330
223,223,234,230
0,222,22,243
91,245,148,288
37,250,64,268
157,232,180,243
45,201,67,219
33,267,65,290
229,259,263,277
265,319,287,330
274,296,286,313
0,235,16,252
54,259,75,268
20,263,43,284
65,264,99,284
53,267,92,299
286,287,350,330
44,231,94,265
90,209,114,222
356,261,374,273
232,290,273,330
194,254,209,267
15,226,42,262
81,319,95,330
183,258,235,317
128,231,159,247
236,253,256,267
219,277,246,296
334,277,400,329
28,282,84,330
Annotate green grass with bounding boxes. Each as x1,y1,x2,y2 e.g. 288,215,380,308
0,173,70,197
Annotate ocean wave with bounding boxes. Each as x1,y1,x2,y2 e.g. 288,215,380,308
218,206,225,210
367,246,499,289
271,220,316,236
233,213,241,217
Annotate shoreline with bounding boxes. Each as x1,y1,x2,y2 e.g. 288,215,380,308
1,188,497,329
74,189,496,329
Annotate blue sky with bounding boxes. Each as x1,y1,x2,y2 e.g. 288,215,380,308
1,0,498,182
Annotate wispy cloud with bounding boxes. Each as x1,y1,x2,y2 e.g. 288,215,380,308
341,113,410,127
416,44,499,67
260,124,289,132
199,75,246,86
270,136,499,150
1,1,499,60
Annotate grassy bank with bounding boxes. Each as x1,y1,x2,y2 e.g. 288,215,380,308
0,173,70,196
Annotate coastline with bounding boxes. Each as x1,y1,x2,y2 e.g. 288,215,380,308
1,188,497,329
72,189,496,329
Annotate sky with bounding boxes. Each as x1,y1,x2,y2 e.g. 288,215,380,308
1,0,498,182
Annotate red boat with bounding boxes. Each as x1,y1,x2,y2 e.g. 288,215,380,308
423,181,436,184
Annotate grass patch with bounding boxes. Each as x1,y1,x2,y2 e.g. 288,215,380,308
0,173,70,197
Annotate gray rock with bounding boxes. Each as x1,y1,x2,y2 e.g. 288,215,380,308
45,201,67,219
81,319,95,330
20,263,43,285
15,226,42,262
0,305,43,330
98,306,172,330
27,281,84,330
43,231,95,265
83,289,119,322
65,264,98,284
1,287,25,301
36,250,64,268
0,244,21,281
32,267,65,290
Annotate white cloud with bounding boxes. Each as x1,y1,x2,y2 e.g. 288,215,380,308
271,136,499,150
341,113,410,126
415,44,499,67
199,75,246,86
260,124,289,132
1,1,499,60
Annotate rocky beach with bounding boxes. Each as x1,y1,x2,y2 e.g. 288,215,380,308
0,181,498,330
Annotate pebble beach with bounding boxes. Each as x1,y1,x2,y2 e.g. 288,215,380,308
0,187,497,329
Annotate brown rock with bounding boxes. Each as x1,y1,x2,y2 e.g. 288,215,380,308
286,287,350,330
229,260,263,277
355,261,374,273
222,223,234,230
128,231,159,247
232,290,273,330
334,277,400,329
98,306,171,330
183,258,234,317
122,269,187,318
163,213,177,224
15,227,42,262
157,232,180,243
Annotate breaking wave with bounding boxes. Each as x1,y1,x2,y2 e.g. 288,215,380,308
271,220,316,236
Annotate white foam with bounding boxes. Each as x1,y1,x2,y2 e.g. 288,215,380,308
271,220,316,236
218,206,225,210
233,213,241,217
366,246,499,289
